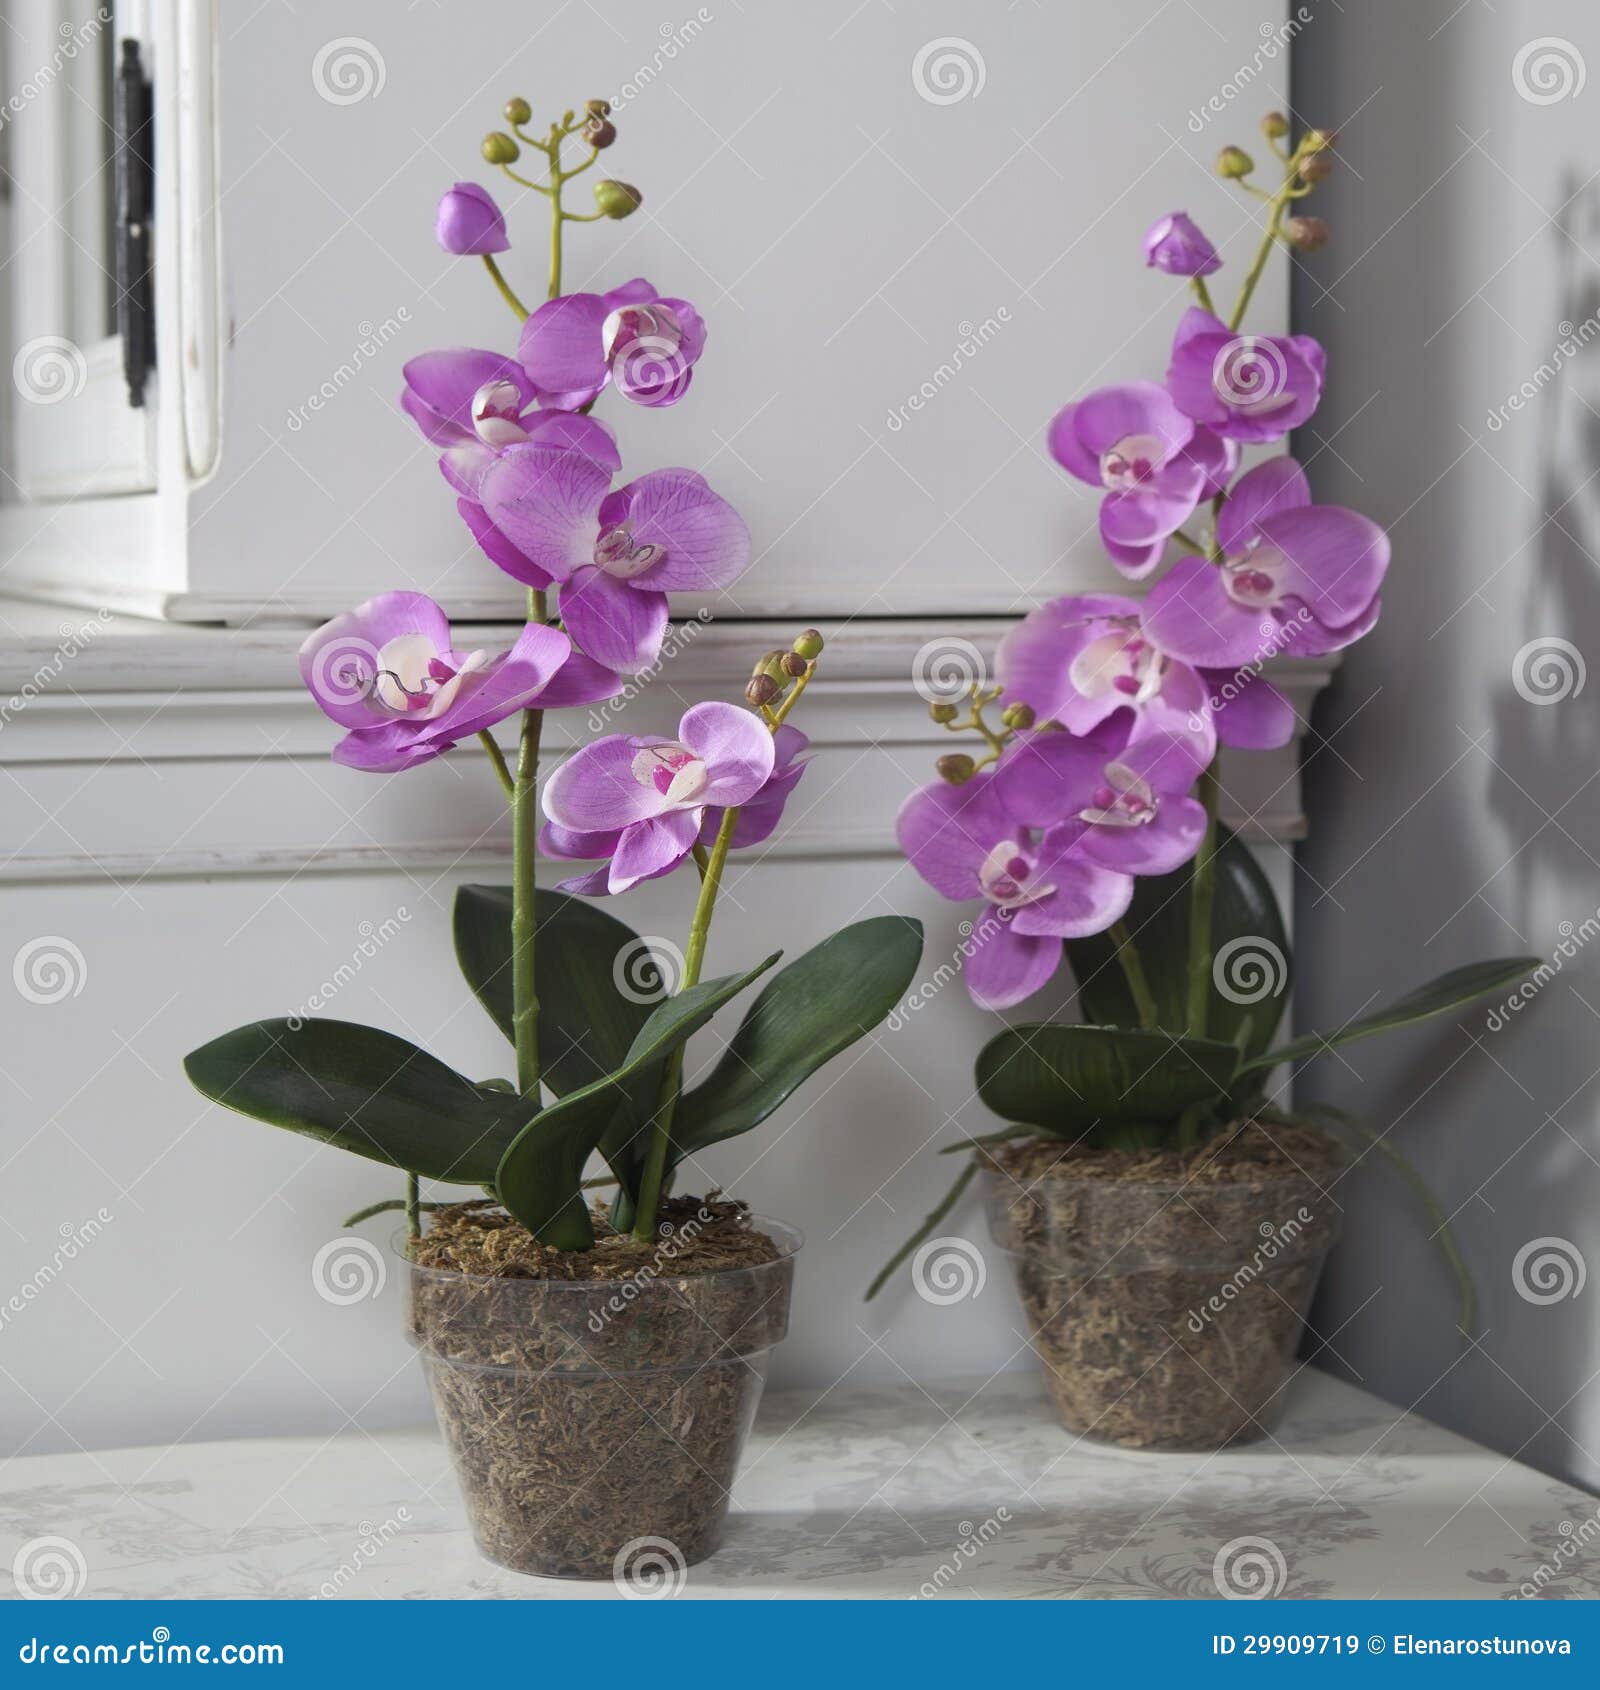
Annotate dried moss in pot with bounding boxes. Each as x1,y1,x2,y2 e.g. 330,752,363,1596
982,1121,1343,1452
405,1198,798,1579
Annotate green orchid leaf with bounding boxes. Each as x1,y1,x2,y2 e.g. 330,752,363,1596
495,953,781,1249
183,1019,520,1184
1238,956,1541,1074
671,916,923,1167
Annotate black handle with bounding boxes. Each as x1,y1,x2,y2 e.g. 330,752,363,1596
113,38,155,408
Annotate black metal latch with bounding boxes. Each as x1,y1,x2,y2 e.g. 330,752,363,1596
114,37,155,408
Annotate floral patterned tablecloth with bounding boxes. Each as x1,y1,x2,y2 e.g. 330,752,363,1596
3,1370,1596,1600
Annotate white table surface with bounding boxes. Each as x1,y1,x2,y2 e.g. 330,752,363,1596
4,1371,1597,1601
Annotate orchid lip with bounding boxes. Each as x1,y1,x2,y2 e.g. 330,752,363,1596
602,302,684,364
1099,432,1166,491
595,524,665,580
978,840,1054,909
1070,623,1166,704
471,379,528,447
631,742,707,806
1079,763,1160,828
1223,544,1284,609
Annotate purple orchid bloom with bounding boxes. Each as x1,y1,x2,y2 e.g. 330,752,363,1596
434,183,510,256
400,350,621,586
541,701,775,894
1142,457,1389,669
993,727,1209,877
897,770,1133,1011
997,593,1296,757
1048,382,1235,576
1164,307,1325,443
1143,211,1221,278
299,592,620,773
479,445,750,673
521,279,706,411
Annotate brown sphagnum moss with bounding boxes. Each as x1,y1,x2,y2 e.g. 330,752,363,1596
982,1120,1343,1452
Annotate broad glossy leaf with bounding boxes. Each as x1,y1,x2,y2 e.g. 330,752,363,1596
974,1023,1239,1134
454,884,662,1095
1066,828,1289,1056
496,954,781,1249
183,1019,521,1184
1238,956,1540,1074
671,917,923,1167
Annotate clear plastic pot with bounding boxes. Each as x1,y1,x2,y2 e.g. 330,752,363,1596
984,1151,1339,1450
403,1218,801,1579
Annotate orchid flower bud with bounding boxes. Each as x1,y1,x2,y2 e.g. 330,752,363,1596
1284,215,1330,252
481,131,520,165
781,652,808,678
1261,110,1289,141
936,753,976,786
1001,701,1035,731
929,701,959,724
793,629,824,660
1216,145,1254,179
504,97,532,126
593,179,642,219
1297,152,1333,184
584,118,617,149
586,99,612,119
435,183,510,256
746,674,781,708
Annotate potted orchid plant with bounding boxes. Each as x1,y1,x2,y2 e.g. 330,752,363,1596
184,94,920,1579
870,115,1535,1452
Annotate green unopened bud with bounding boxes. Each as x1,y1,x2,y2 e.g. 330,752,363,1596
584,118,617,149
929,701,959,725
1260,110,1289,141
586,98,612,119
746,674,780,708
793,629,824,661
504,97,532,127
1216,145,1254,179
754,649,787,680
781,651,808,678
936,753,976,786
1297,151,1333,184
1302,127,1337,152
1001,701,1035,731
1284,215,1330,253
482,131,520,166
593,179,642,219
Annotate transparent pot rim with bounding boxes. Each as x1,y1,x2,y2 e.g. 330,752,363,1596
392,1211,804,1288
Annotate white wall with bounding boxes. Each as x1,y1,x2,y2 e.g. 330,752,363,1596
1296,0,1600,1491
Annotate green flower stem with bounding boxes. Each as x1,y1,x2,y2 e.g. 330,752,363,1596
1109,920,1160,1030
1185,759,1222,1036
1189,276,1215,316
512,589,548,1103
1172,526,1206,554
481,254,528,320
1228,139,1311,332
477,730,514,800
405,1172,421,1237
